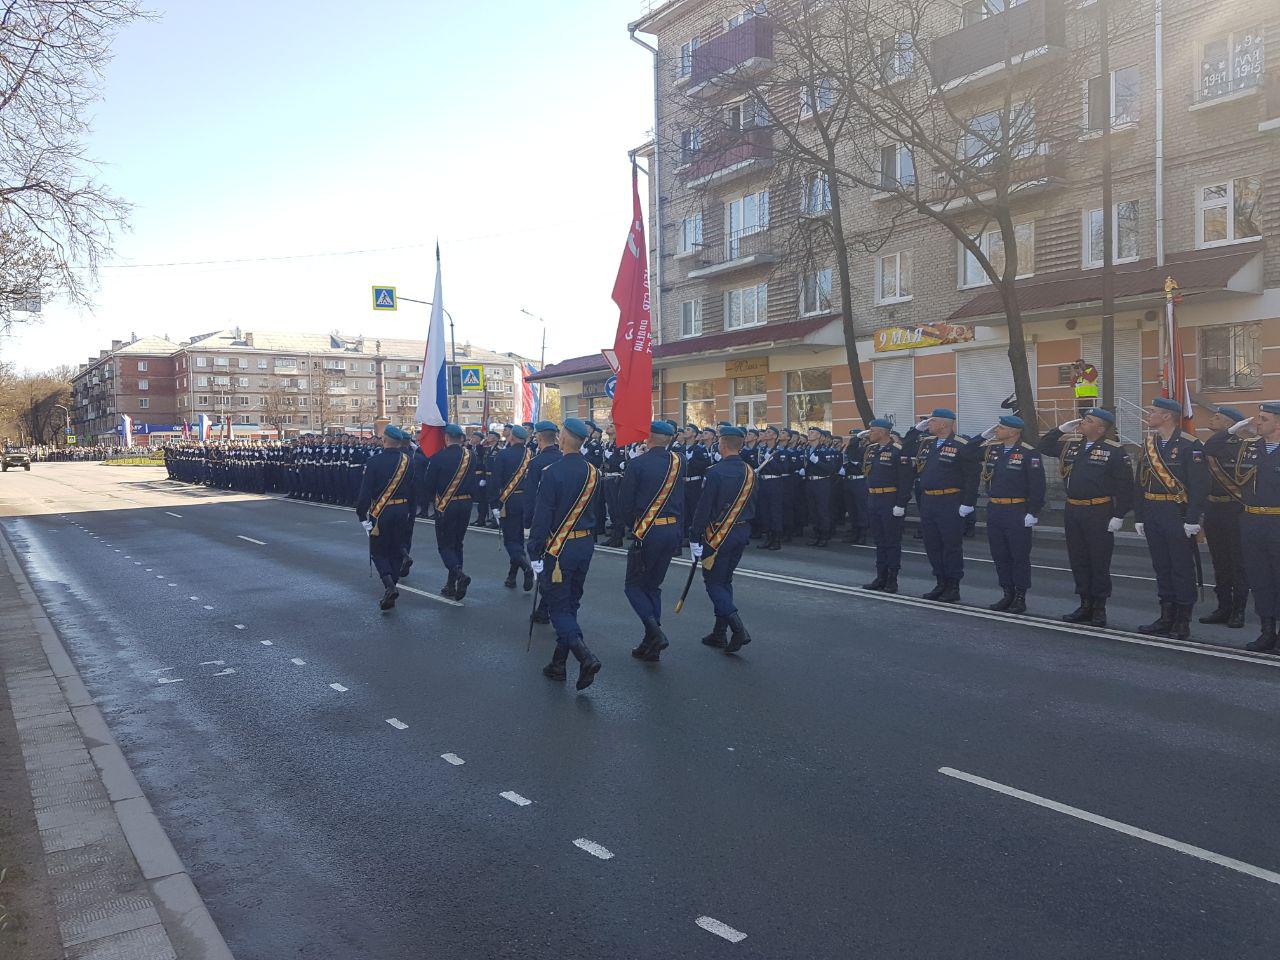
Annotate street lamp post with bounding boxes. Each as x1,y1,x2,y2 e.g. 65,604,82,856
52,404,71,446
396,296,458,422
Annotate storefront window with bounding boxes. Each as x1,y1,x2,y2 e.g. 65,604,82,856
785,369,832,431
732,375,768,427
588,397,613,425
682,381,717,428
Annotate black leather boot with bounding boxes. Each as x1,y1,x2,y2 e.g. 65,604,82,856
1246,618,1278,652
542,645,568,680
863,568,888,591
1199,600,1231,625
1139,601,1175,636
724,613,752,653
379,574,399,611
531,600,550,624
1228,594,1247,629
989,588,1014,611
440,571,457,599
632,617,669,661
503,562,518,589
399,555,413,579
701,616,728,648
1062,597,1092,623
1169,604,1193,642
453,570,472,600
572,641,602,690
521,560,535,592
1089,599,1108,628
937,579,961,604
923,579,946,600
1007,588,1027,615
883,570,899,594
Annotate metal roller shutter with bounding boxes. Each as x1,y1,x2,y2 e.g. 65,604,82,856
1081,327,1143,443
956,344,1036,437
871,355,915,430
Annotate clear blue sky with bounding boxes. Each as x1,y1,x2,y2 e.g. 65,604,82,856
0,0,653,371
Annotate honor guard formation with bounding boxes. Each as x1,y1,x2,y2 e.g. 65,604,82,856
161,399,1280,693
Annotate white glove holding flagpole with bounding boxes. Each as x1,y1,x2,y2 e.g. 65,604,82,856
1184,523,1201,538
690,542,704,559
361,520,373,533
530,560,544,575
958,505,975,518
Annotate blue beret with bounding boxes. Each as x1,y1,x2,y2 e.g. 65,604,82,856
1215,406,1245,423
868,418,893,429
586,421,600,430
932,408,957,421
719,425,746,438
649,420,676,436
383,425,412,442
999,415,1025,429
684,423,698,431
510,425,528,441
1261,402,1280,416
443,423,465,439
1083,407,1115,425
563,417,590,440
1153,397,1183,414
534,420,558,433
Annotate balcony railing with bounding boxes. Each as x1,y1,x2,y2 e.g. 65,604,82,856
930,0,1066,92
926,145,1066,210
687,226,778,279
683,126,774,188
689,16,774,94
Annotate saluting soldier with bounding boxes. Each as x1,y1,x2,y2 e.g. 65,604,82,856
904,409,981,603
1038,407,1134,627
490,424,536,591
972,414,1046,614
1133,397,1209,641
860,418,914,593
528,418,603,690
419,424,477,600
619,420,685,662
690,425,758,654
355,426,418,611
1204,403,1280,651
1199,405,1250,628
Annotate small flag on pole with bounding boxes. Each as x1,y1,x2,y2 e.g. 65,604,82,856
416,245,449,456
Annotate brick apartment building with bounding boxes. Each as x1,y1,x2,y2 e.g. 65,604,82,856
531,0,1278,442
71,331,537,444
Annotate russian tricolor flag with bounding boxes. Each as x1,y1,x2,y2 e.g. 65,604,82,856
196,413,212,442
416,245,449,456
119,414,134,448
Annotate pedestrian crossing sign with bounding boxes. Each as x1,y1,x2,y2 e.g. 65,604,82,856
460,365,484,392
372,286,397,311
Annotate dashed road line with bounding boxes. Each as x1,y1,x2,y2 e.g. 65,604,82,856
165,511,182,518
260,640,273,646
440,753,465,766
203,604,214,610
573,838,614,860
500,791,531,806
329,683,348,692
290,658,306,666
234,624,245,630
398,584,464,607
237,535,267,545
695,916,747,943
386,718,409,730
199,660,226,666
156,677,184,685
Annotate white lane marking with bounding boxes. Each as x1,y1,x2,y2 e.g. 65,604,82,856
260,640,273,646
501,791,531,806
165,511,182,518
386,718,408,730
199,660,226,666
329,683,348,692
573,838,614,860
202,604,214,610
114,549,121,552
189,595,200,601
290,658,306,666
441,753,465,766
154,574,162,578
237,535,267,545
148,668,175,675
695,917,748,943
234,624,245,630
156,677,184,685
146,568,153,572
212,668,236,677
398,584,464,607
133,561,141,565
939,767,1280,886
167,583,177,587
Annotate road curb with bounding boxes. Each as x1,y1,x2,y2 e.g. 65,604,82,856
0,527,236,960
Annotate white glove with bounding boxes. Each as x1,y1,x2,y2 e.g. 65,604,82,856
530,560,544,575
798,468,806,477
1107,517,1123,534
1184,523,1201,538
523,528,531,539
361,519,373,533
1060,418,1083,432
838,467,846,476
1024,514,1037,528
892,506,906,518
809,454,819,463
1134,522,1145,538
478,479,486,487
857,430,870,439
915,418,931,431
1228,417,1253,435
981,426,998,440
958,505,975,518
491,508,501,523
690,542,704,559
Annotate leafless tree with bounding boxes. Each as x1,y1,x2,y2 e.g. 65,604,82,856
0,362,72,441
0,0,149,329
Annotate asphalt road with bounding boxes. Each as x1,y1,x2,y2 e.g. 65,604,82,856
3,464,1279,960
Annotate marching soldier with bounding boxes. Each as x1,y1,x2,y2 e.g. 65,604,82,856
620,420,684,662
860,418,913,593
972,415,1045,614
355,426,418,612
524,420,563,623
419,424,477,600
1038,408,1134,627
1199,405,1249,628
1133,397,1209,641
528,418,603,690
690,426,758,654
1204,403,1280,651
904,409,980,603
490,424,535,591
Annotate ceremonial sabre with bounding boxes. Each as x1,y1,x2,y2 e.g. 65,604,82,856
1192,533,1205,603
527,568,541,652
674,553,700,614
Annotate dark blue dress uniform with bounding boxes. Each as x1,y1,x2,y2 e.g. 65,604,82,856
490,428,535,590
471,441,493,525
782,435,804,538
620,431,685,660
803,433,841,546
1133,415,1209,638
861,425,914,592
691,429,758,653
523,430,564,622
841,435,869,543
1037,410,1134,626
1205,407,1280,650
974,429,1046,612
527,419,602,690
418,427,478,599
682,440,712,542
355,432,418,611
754,435,787,549
1199,407,1250,627
601,439,627,545
905,414,981,602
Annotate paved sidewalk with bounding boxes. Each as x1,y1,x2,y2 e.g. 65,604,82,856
0,532,234,960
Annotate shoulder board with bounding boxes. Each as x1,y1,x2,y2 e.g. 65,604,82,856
1181,431,1198,442
1104,439,1122,448
981,438,999,447
1019,441,1035,450
1062,432,1084,440
954,434,970,442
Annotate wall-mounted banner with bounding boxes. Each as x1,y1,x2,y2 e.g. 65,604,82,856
873,323,974,353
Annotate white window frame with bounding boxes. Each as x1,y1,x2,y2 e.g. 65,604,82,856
726,189,770,257
799,78,834,118
1196,176,1263,248
799,268,834,316
876,251,914,304
1081,66,1141,132
726,2,765,30
679,36,701,78
257,359,268,369
725,283,768,330
137,379,149,390
878,142,916,190
1196,29,1266,103
680,299,703,338
214,356,229,367
196,376,208,388
959,223,1035,289
137,397,149,409
1082,200,1140,267
801,172,831,215
137,360,148,372
678,212,704,255
879,33,914,82
239,395,251,406
195,357,208,368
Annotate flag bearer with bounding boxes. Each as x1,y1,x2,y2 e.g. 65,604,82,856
419,424,477,600
355,426,418,612
1199,406,1250,629
490,424,535,591
973,415,1046,614
905,409,981,603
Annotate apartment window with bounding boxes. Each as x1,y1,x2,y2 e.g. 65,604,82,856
801,173,831,215
677,211,704,255
258,396,267,406
680,126,702,162
680,300,703,338
799,78,834,117
1199,322,1262,390
1197,29,1265,103
214,376,230,386
1083,200,1140,267
137,361,148,372
800,268,833,316
878,143,916,190
257,359,268,369
1084,66,1140,131
682,381,717,428
727,97,765,129
1197,176,1262,247
410,364,420,374
238,377,249,387
325,360,346,370
196,376,208,387
298,397,308,406
398,364,408,373
368,362,376,373
239,396,250,406
876,251,913,304
961,223,1034,287
727,190,769,257
679,36,701,78
237,358,248,369
136,398,149,410
963,107,1036,165
786,369,832,432
214,357,229,367
350,398,360,408
196,395,210,406
961,0,1021,27
280,415,293,425
726,3,765,29
275,357,296,368
178,397,188,409
879,33,914,82
725,283,768,329
196,357,208,368
137,379,149,391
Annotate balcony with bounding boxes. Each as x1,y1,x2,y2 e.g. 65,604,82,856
688,16,774,97
326,386,349,396
930,0,1066,95
1258,71,1279,132
925,145,1066,214
682,126,774,189
687,226,779,280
